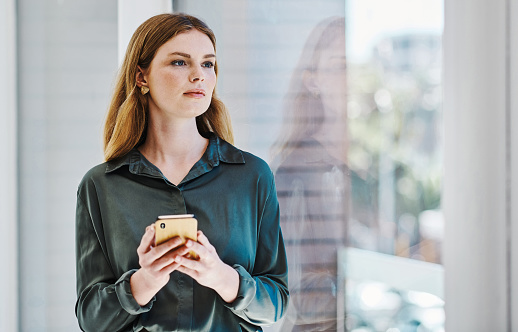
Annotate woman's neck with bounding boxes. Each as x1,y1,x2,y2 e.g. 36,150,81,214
138,117,209,184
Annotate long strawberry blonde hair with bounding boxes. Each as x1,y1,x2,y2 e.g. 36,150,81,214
103,13,234,161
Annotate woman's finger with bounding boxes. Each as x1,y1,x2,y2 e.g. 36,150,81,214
152,244,191,271
175,264,197,279
196,231,216,253
174,253,200,270
137,224,156,255
149,251,177,272
183,239,211,261
148,236,187,262
159,261,181,275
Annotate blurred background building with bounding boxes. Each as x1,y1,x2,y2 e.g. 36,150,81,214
1,0,516,331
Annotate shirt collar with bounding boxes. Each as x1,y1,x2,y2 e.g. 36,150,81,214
105,133,245,176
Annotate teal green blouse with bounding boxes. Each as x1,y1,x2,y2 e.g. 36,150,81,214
75,134,289,332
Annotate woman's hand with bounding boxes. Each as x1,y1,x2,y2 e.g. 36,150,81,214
130,224,191,306
174,230,240,303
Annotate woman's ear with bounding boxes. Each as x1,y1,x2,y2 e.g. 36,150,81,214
136,65,148,88
302,69,320,97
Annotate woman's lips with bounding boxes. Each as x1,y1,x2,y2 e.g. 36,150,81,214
183,89,206,98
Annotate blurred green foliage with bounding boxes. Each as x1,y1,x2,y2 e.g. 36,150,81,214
347,35,442,229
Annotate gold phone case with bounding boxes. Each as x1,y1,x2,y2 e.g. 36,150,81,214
155,214,198,259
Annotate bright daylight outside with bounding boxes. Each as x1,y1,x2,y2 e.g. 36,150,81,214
342,1,444,331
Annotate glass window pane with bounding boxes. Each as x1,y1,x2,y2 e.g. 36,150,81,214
345,1,444,331
175,1,443,330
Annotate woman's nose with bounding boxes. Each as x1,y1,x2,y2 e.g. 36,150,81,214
190,67,205,82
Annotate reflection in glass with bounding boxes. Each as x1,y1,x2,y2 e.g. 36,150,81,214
270,1,443,330
271,16,373,331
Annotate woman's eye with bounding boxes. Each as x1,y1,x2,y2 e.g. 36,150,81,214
171,60,186,66
202,61,214,69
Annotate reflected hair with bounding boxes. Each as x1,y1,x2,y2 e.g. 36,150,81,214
270,17,345,168
103,13,233,162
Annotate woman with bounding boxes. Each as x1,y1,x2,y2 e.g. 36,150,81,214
75,13,288,332
271,17,375,331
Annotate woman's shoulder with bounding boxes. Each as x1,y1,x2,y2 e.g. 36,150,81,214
77,162,110,190
240,150,272,173
236,151,276,186
78,149,137,186
216,136,273,175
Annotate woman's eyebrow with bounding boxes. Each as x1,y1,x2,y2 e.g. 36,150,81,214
169,51,216,59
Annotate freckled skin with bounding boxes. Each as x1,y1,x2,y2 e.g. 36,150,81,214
142,29,217,122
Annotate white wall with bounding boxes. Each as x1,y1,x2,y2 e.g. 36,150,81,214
17,0,118,330
0,0,18,330
118,0,172,64
443,0,511,329
511,0,518,328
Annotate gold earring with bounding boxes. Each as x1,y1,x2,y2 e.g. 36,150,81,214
141,86,149,95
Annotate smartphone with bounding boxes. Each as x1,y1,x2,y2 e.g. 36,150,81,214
155,214,198,259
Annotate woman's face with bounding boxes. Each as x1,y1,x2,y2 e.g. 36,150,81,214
313,35,347,116
141,29,217,122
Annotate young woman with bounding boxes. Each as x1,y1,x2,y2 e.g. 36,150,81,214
271,17,375,331
75,13,288,332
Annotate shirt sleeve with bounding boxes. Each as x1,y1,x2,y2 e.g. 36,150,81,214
223,174,289,325
75,191,155,332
